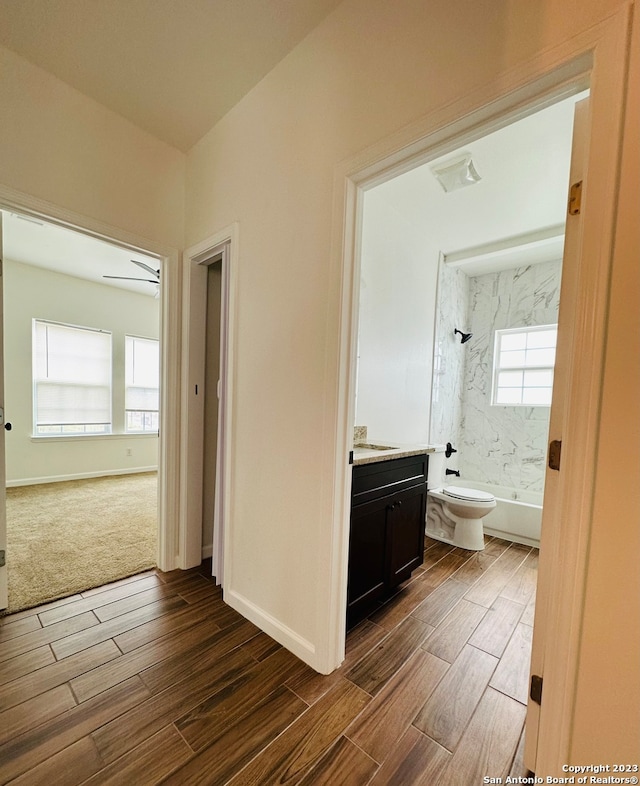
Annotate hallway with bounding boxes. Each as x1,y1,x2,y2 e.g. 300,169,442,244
0,536,536,784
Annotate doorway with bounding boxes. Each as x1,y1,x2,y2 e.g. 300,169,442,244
332,31,629,768
351,90,587,772
0,205,170,613
356,93,585,521
182,228,236,585
202,260,222,565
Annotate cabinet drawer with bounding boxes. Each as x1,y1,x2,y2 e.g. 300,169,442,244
351,453,428,506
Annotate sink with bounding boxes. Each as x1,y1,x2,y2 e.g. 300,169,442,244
354,443,397,451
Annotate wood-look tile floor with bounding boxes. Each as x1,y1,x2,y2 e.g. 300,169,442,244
0,536,536,785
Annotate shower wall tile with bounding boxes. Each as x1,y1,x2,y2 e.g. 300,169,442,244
430,257,561,492
459,260,561,492
430,262,469,450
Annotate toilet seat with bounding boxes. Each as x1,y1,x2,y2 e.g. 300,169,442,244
443,485,495,503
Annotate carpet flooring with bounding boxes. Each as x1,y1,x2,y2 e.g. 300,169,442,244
5,472,157,613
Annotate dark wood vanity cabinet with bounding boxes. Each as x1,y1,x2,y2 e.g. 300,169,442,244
347,453,428,629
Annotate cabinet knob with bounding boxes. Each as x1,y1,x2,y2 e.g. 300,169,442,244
387,502,396,511
396,499,402,507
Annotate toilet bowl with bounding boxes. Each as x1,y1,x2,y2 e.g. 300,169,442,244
426,448,496,551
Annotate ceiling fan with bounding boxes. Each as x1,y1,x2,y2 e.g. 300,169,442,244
103,259,160,286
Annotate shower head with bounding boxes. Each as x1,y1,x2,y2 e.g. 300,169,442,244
454,328,473,344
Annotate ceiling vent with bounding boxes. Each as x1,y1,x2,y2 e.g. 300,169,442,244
430,152,481,193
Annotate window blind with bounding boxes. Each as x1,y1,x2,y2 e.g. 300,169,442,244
33,320,112,434
125,335,159,432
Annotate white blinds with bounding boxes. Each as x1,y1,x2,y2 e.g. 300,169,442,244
125,336,159,412
33,320,112,432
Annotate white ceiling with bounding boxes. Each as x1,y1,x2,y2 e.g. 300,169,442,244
370,93,586,271
0,4,585,289
1,211,161,297
0,0,344,152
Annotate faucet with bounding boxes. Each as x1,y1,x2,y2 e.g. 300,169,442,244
446,468,460,477
445,442,457,459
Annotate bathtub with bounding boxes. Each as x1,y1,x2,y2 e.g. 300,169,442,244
460,480,542,547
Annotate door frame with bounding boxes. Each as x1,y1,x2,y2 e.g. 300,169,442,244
181,223,238,578
0,211,6,608
327,7,630,775
0,183,181,574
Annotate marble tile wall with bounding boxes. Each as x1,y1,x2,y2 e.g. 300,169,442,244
430,262,469,451
431,258,562,493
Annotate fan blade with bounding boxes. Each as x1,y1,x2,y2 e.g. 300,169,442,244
103,275,158,283
131,260,160,279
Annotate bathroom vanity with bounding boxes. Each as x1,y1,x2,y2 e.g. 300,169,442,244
347,449,429,629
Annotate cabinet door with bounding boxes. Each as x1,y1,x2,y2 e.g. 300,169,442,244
387,484,426,587
347,493,392,627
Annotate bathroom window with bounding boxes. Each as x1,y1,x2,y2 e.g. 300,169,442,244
492,325,557,406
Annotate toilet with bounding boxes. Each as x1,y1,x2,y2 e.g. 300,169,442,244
426,446,496,551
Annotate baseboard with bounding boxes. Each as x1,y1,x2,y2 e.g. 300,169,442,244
225,588,317,669
6,467,158,488
201,543,213,560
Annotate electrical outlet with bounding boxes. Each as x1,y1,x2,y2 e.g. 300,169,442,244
126,448,132,457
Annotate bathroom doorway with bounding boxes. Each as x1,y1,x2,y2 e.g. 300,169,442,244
354,93,584,488
344,82,600,772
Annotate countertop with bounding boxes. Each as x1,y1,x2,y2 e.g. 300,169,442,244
352,442,436,466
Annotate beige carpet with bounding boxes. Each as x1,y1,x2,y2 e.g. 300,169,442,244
5,472,157,613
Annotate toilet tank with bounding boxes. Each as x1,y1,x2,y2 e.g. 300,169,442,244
427,445,446,490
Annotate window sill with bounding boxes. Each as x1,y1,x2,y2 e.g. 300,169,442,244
30,432,158,444
490,403,551,408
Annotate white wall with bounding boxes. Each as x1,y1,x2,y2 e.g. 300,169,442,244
184,0,634,690
0,44,184,250
4,260,159,485
356,189,436,444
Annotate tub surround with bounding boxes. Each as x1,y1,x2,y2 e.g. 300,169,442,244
461,260,561,493
431,259,561,494
431,263,469,451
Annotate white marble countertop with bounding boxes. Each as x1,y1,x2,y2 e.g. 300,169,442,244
352,442,436,466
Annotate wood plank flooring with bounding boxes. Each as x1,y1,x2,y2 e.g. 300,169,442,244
0,537,536,785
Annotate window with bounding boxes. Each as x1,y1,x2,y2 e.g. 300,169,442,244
492,325,558,406
125,335,159,433
33,320,112,435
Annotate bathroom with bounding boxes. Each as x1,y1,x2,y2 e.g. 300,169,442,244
354,92,583,549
